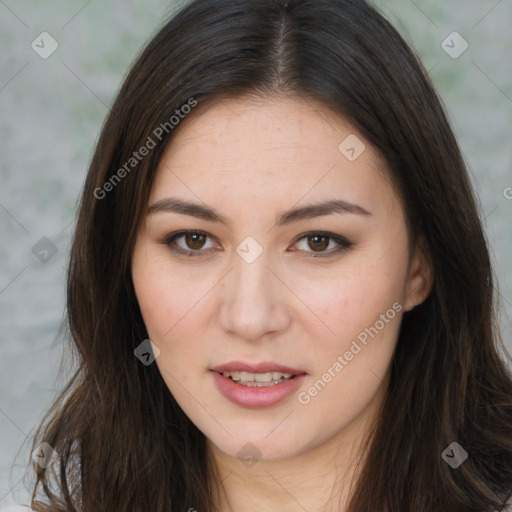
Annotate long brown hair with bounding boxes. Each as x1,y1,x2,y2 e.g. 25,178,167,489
29,0,512,510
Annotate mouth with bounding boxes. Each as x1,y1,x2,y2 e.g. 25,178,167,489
210,362,307,409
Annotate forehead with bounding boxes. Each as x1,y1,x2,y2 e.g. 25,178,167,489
149,95,398,220
163,94,366,162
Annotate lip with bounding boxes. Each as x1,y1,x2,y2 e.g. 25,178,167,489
211,371,306,409
210,361,306,375
210,362,307,409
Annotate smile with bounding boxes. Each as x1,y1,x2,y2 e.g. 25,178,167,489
221,370,295,387
210,370,306,409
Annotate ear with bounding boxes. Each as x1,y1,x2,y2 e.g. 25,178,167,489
403,234,434,312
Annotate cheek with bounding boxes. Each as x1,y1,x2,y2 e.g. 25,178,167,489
296,269,404,430
302,258,406,343
132,252,222,407
132,246,208,341
132,263,204,394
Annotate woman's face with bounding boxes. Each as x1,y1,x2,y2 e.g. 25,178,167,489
131,95,431,464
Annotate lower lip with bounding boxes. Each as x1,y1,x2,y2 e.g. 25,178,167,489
211,371,306,409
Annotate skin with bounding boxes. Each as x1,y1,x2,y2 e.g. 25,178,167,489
131,94,433,511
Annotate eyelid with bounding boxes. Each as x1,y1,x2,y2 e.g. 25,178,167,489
162,229,352,258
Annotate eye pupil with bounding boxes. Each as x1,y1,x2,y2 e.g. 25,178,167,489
308,235,329,252
186,233,206,249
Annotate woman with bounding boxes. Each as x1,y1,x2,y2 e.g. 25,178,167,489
29,0,512,510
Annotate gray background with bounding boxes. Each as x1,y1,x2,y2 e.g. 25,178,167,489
0,0,511,509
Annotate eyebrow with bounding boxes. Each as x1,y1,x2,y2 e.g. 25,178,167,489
147,197,371,227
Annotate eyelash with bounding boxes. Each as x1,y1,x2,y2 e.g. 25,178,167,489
161,230,352,259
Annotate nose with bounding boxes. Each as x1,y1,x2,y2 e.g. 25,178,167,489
218,250,292,343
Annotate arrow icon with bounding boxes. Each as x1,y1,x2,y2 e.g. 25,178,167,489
32,442,58,468
339,134,366,161
441,441,468,468
441,32,468,59
236,237,263,263
237,442,262,467
134,339,160,365
31,32,59,59
32,237,58,262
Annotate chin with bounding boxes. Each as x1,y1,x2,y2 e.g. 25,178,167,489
207,425,311,463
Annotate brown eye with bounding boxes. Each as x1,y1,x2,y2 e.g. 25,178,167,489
163,230,217,256
293,231,352,258
307,235,330,252
184,232,207,250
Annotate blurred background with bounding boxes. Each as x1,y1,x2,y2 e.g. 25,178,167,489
0,0,511,508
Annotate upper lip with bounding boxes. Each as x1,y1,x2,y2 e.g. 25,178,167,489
211,361,306,375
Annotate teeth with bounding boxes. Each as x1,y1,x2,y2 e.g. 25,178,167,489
221,370,294,386
239,371,255,382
